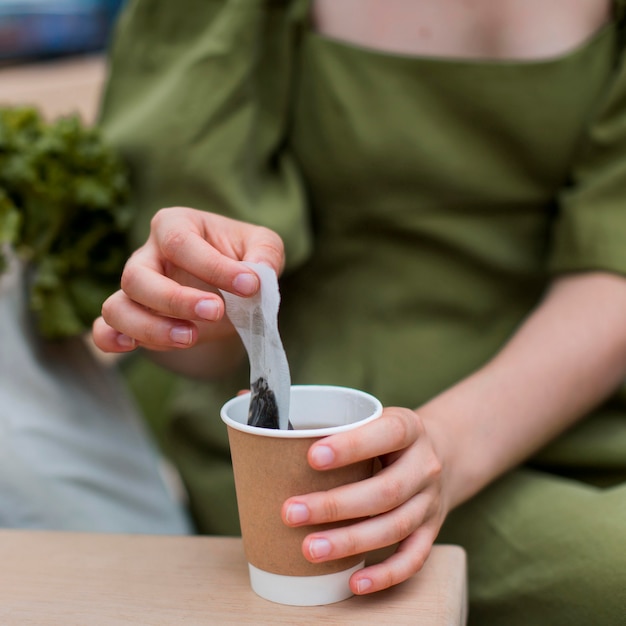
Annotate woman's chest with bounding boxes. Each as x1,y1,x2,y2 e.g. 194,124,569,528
289,17,618,213
312,0,613,61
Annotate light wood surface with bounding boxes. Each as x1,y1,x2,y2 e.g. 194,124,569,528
0,531,467,625
0,55,106,124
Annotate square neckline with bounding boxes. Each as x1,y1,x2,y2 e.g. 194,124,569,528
302,0,620,68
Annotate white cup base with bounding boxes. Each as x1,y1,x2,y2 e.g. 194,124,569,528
248,561,365,606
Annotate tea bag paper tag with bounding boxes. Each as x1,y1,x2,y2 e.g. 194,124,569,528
220,263,291,430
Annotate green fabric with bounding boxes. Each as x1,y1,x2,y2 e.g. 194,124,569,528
100,1,626,621
439,469,626,626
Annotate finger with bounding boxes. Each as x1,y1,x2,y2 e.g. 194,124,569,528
100,290,198,350
152,208,284,293
300,493,431,564
307,407,422,470
180,208,284,274
298,491,444,596
283,462,423,526
92,316,137,353
240,225,286,274
350,524,438,595
153,227,261,296
121,258,226,323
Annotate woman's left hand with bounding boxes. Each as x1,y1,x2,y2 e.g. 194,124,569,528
281,406,448,595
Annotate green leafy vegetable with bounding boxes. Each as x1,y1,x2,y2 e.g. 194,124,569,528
0,107,131,337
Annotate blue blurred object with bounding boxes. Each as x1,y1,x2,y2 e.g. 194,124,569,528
0,0,125,61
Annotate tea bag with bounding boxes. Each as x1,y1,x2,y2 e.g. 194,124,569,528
220,263,292,430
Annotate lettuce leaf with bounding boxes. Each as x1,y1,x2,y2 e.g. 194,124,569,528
0,107,131,338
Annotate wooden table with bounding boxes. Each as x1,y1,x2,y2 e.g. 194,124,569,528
0,531,467,625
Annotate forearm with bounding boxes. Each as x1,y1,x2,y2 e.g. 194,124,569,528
419,272,626,510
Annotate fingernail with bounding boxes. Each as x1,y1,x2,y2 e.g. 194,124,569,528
356,578,373,594
310,445,334,468
309,538,332,559
170,326,193,345
232,273,258,296
285,503,309,525
116,334,136,348
195,299,220,321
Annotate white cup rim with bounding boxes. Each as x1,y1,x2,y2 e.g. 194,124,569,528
220,384,383,438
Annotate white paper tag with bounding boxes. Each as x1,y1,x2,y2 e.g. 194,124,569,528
220,263,291,429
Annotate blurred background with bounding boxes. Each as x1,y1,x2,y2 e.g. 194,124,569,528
0,1,126,122
0,0,125,62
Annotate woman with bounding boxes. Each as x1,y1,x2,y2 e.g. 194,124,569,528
94,0,626,623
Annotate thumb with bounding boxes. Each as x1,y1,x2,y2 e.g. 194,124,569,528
242,228,285,276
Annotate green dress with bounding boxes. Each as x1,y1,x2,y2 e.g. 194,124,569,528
99,1,626,623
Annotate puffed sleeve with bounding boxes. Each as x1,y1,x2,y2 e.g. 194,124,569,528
549,44,626,276
98,0,311,271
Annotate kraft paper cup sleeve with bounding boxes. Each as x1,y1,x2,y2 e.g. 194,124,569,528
227,427,373,576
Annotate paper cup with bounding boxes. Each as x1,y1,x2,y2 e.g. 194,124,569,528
221,385,383,606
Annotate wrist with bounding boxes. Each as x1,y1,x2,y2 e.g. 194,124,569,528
417,404,489,511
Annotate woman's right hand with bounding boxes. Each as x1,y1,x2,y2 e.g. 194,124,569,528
92,207,285,356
